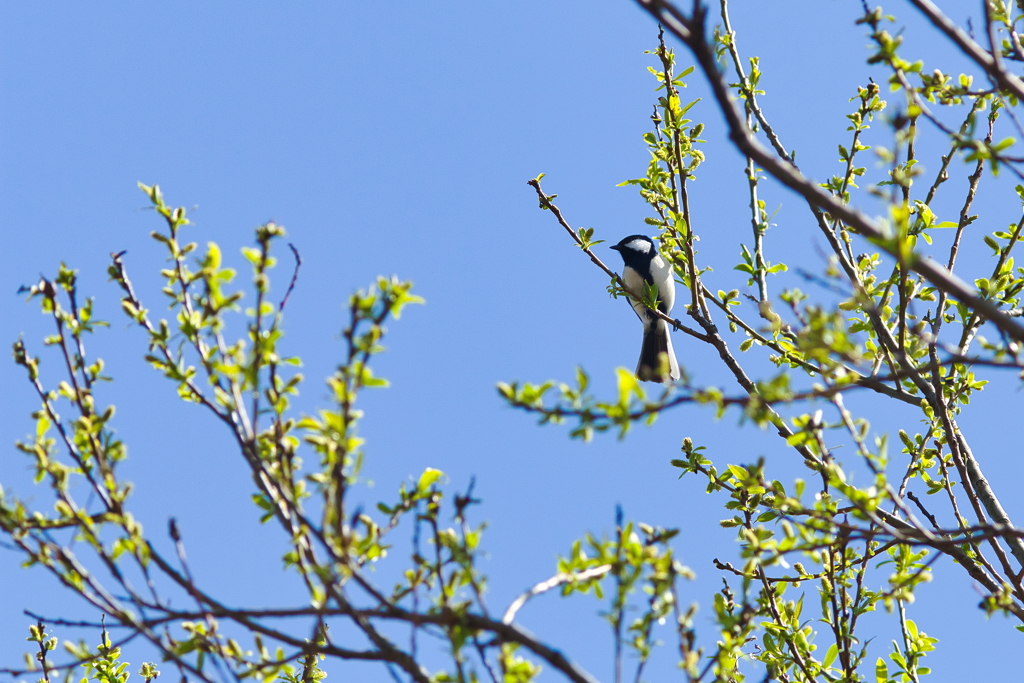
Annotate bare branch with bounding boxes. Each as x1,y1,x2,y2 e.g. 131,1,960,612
503,566,613,625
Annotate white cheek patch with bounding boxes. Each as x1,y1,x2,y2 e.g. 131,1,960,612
626,239,651,253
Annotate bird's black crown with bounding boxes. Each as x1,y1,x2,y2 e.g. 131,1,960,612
610,234,657,268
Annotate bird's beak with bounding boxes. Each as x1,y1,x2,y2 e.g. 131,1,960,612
609,244,622,251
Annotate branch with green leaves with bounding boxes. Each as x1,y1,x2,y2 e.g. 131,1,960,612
506,5,1024,679
9,184,765,683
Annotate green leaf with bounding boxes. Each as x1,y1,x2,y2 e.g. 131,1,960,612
417,467,443,493
993,136,1016,152
726,464,749,480
615,367,643,406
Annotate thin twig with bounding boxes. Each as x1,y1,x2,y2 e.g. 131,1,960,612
279,242,303,312
527,178,708,342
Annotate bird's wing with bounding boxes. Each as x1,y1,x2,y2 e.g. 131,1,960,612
622,265,652,326
650,254,676,315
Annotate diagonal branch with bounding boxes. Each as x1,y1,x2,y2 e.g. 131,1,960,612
908,0,1024,102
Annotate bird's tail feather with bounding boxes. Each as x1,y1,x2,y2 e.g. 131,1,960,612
636,319,680,383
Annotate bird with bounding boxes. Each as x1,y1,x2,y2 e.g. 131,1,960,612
609,234,680,383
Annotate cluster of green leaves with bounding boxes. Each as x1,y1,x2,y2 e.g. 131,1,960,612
22,621,159,683
498,366,680,440
674,438,944,680
558,519,699,678
7,258,155,632
617,34,707,297
735,244,787,289
819,82,885,204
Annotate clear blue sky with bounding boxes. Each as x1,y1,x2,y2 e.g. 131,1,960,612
2,1,1021,679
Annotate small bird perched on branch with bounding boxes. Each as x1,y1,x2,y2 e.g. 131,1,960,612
610,234,680,383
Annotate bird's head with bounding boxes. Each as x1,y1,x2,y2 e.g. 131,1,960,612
610,235,657,267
